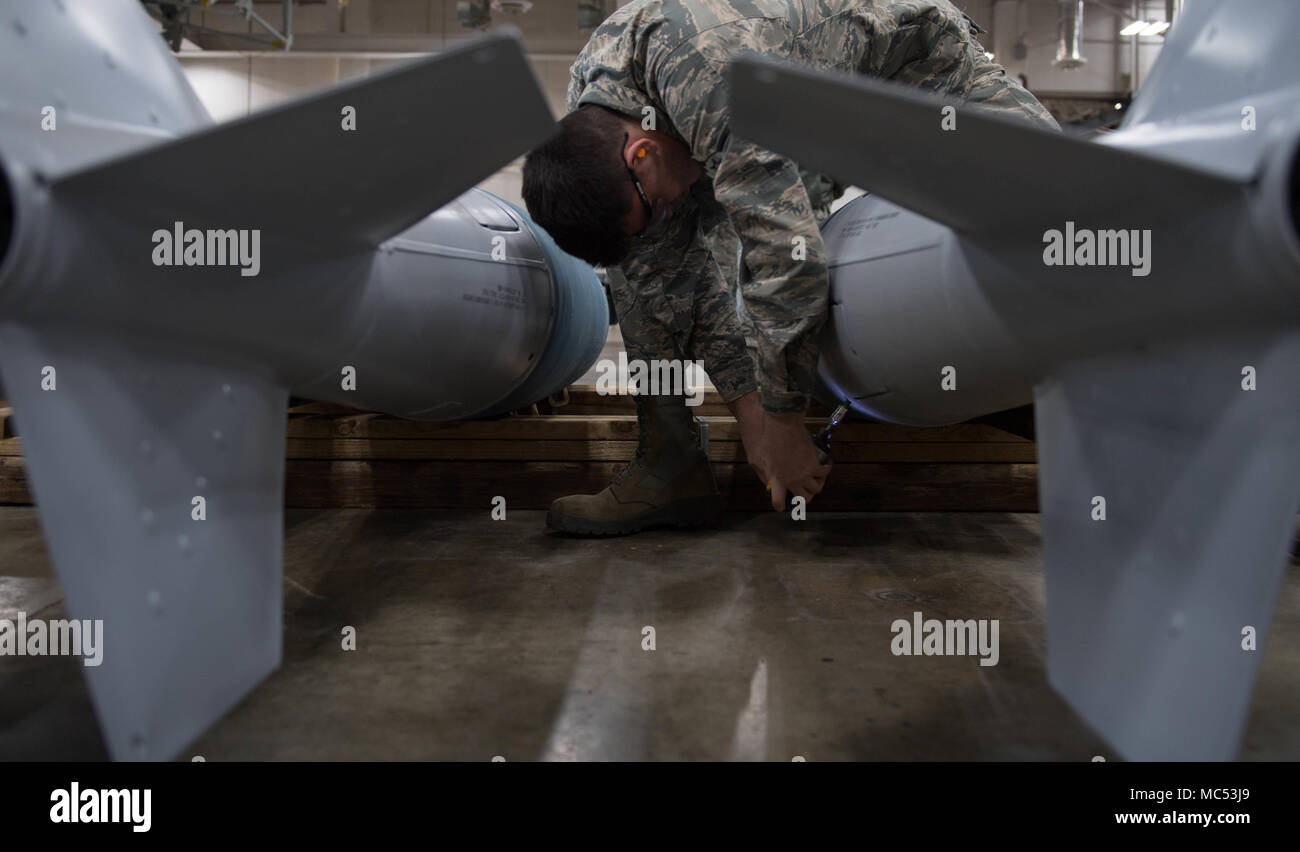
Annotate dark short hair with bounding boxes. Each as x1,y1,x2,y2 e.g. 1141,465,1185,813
522,105,632,266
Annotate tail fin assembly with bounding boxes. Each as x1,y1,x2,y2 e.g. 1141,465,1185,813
728,60,1243,243
0,1,562,759
730,0,1300,759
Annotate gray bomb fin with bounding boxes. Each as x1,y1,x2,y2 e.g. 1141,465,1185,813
728,56,1242,241
1122,0,1300,178
0,0,210,176
1036,334,1300,760
51,33,555,269
729,1,1300,760
0,324,287,760
1130,0,1300,125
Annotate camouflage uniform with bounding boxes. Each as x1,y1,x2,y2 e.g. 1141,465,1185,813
569,0,1059,414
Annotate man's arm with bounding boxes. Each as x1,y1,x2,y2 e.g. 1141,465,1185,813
652,35,829,414
655,42,831,507
711,139,833,509
712,137,829,415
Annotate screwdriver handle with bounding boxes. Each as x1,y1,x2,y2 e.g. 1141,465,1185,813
812,401,850,463
812,430,831,463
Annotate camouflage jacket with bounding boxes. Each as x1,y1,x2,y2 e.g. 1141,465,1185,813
569,0,1058,414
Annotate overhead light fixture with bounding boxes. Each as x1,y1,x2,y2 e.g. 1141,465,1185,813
1120,20,1148,36
1114,102,1123,110
492,0,533,14
1140,21,1171,36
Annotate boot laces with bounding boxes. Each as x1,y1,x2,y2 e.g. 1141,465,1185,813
611,420,650,486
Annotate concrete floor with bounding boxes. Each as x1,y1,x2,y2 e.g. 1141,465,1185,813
1,506,1297,761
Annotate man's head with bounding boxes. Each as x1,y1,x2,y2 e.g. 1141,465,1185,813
522,105,701,266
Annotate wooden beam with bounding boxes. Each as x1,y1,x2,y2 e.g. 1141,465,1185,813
0,391,1041,510
282,413,1030,443
0,452,1039,510
0,456,31,504
275,437,1034,463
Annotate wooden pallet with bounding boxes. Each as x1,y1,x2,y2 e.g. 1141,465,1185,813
0,390,1039,510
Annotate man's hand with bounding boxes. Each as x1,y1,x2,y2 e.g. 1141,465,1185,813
729,393,832,510
759,413,826,512
756,411,831,512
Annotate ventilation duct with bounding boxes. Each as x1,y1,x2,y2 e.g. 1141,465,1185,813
1054,0,1088,69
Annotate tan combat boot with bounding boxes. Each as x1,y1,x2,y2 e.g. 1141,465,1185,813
546,393,722,535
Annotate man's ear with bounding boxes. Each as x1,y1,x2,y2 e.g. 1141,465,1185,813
627,135,653,166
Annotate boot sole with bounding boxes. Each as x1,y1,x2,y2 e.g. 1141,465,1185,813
546,495,723,537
